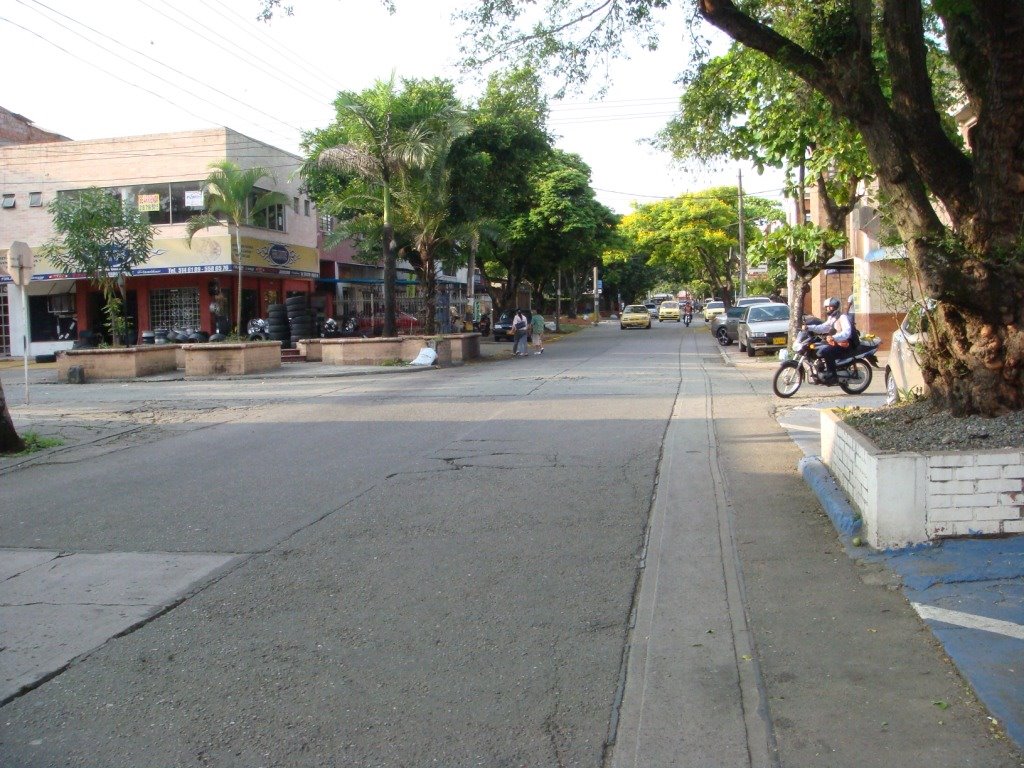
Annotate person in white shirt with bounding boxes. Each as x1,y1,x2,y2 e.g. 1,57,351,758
805,296,852,383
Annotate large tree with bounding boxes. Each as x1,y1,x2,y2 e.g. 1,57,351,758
620,187,783,307
186,161,289,334
302,75,461,337
457,0,1024,416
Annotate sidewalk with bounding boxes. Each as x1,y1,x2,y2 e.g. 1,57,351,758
769,368,1024,752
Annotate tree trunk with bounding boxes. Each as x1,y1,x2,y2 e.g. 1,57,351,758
0,379,25,454
423,252,437,335
234,227,244,335
382,223,397,338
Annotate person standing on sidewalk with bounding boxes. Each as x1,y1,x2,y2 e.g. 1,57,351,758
531,310,545,354
512,309,529,357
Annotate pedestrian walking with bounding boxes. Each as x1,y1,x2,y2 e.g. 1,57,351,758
531,310,545,354
512,309,529,357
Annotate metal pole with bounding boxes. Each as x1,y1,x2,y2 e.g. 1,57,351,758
738,170,747,298
21,283,31,404
593,265,599,325
556,267,562,332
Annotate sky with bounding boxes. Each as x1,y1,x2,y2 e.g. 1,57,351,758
1,0,787,214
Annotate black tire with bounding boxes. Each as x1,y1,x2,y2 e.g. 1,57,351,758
620,325,626,330
267,303,286,314
267,323,289,334
746,344,756,357
839,359,873,394
772,362,803,398
285,296,307,309
716,327,731,346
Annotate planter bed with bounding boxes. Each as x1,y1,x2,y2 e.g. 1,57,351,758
56,345,180,381
316,333,479,367
181,341,281,376
820,409,1024,549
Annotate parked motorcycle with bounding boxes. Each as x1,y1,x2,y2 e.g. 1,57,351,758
772,329,881,398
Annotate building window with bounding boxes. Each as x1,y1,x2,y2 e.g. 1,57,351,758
248,189,285,232
149,287,200,330
319,214,335,234
29,192,43,207
304,199,310,216
293,196,299,213
2,194,15,209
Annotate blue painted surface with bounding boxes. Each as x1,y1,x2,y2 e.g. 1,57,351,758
798,457,1024,751
889,538,1024,750
798,456,862,535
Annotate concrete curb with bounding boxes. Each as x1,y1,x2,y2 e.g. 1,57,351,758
798,456,862,536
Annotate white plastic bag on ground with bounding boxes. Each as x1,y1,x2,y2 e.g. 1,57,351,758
409,347,438,366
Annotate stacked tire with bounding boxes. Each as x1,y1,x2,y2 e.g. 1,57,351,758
266,303,290,348
285,295,313,347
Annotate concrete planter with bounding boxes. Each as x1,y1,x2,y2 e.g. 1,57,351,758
320,337,404,365
298,339,322,362
181,341,281,376
820,409,1024,549
445,333,481,362
56,345,180,381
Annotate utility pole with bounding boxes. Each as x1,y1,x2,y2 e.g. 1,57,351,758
593,265,600,325
737,170,747,298
556,267,562,332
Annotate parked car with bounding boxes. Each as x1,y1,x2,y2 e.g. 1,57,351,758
703,300,725,322
885,302,930,404
492,309,532,342
711,306,746,345
735,296,773,308
658,301,681,322
620,304,652,330
737,303,790,356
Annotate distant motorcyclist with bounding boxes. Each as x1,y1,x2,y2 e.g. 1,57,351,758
804,297,852,383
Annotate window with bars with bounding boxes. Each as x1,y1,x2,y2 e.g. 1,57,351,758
149,287,200,330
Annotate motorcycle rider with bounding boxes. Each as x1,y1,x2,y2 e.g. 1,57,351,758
804,297,852,383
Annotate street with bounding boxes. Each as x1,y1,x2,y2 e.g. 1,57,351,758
1,323,1021,767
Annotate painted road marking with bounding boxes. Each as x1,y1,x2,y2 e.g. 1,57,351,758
912,603,1024,641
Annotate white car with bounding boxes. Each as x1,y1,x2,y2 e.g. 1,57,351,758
737,303,790,356
885,303,930,404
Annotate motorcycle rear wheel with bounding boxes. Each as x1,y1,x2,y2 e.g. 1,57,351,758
839,359,872,394
772,361,803,398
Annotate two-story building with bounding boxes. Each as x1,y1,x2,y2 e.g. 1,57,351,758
1,125,319,357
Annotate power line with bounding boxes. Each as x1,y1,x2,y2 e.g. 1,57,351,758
135,0,333,109
21,0,308,139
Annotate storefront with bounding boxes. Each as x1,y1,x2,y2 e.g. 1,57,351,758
2,235,318,357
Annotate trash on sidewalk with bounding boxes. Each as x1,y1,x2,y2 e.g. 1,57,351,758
409,347,437,366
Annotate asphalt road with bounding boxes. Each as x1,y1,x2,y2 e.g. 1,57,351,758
1,323,1021,768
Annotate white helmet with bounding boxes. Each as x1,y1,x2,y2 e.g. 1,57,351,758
824,297,840,313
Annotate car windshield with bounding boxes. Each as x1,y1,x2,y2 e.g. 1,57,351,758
707,301,724,310
661,302,678,309
747,305,789,323
624,305,647,314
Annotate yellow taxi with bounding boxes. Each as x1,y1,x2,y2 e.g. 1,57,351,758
703,300,725,322
658,300,681,322
620,304,652,330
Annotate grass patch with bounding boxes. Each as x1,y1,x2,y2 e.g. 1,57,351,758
380,358,407,366
13,431,64,455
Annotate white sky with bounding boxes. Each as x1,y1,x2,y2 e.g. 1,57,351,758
1,0,786,213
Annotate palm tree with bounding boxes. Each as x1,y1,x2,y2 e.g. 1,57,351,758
185,161,289,334
304,75,461,337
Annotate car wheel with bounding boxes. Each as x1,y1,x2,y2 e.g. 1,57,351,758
746,345,756,357
885,369,900,406
716,327,730,346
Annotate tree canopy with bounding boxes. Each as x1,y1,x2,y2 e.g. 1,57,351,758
458,0,1024,415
